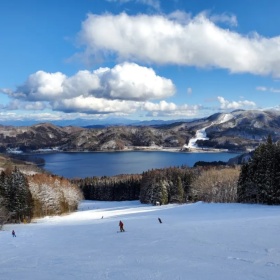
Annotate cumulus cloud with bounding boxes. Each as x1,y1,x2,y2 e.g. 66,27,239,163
217,96,256,110
143,100,201,117
52,96,140,114
14,71,66,101
78,12,280,77
8,62,175,103
2,63,177,116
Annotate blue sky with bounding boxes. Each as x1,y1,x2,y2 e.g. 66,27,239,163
1,0,280,124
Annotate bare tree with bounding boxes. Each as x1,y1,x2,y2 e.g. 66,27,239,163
190,167,240,203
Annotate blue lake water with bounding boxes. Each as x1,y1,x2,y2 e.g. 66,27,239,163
31,151,240,179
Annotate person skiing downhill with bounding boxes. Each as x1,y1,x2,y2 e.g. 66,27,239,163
12,230,16,237
119,220,125,232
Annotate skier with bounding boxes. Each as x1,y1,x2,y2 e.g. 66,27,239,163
158,217,162,224
119,220,125,232
12,230,16,237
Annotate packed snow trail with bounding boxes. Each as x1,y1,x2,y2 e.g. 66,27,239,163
1,200,280,280
186,113,234,150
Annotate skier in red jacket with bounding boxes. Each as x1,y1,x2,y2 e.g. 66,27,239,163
119,220,125,232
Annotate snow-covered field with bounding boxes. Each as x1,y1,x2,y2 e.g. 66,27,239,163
1,200,280,280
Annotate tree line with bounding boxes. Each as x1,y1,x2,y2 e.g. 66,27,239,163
75,165,239,205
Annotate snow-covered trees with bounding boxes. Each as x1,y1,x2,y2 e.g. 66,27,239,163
28,174,83,217
237,136,280,204
0,167,83,224
190,167,240,203
140,167,194,204
0,168,32,223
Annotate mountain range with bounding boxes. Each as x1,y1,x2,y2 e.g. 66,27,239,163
0,109,280,153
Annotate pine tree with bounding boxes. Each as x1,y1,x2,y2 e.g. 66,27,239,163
10,168,33,221
237,135,280,204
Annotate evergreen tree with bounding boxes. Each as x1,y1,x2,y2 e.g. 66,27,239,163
237,135,280,204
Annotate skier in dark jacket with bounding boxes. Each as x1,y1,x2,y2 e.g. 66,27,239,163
12,230,16,237
119,220,125,232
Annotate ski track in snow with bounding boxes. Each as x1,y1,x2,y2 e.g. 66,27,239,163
1,200,280,280
186,113,234,150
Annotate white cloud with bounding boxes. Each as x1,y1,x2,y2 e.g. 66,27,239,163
143,100,201,117
217,96,256,110
78,12,280,77
209,13,238,27
97,63,175,101
187,87,192,95
3,63,177,116
256,86,268,92
271,88,280,93
9,63,175,103
256,86,280,93
4,100,47,111
143,100,177,111
106,0,160,10
15,71,66,101
52,96,140,114
167,10,191,24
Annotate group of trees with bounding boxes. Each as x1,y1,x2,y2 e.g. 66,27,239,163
28,173,83,217
76,165,239,205
190,166,240,203
0,168,32,228
76,167,194,204
237,136,280,204
76,174,142,201
0,168,83,228
140,167,194,204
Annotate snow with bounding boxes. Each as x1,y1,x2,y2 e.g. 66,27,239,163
1,200,280,280
217,113,234,124
186,113,234,150
186,125,211,149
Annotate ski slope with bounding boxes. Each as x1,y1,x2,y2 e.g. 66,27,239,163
186,113,234,150
1,200,280,280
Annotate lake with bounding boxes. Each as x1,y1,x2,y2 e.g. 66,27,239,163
30,151,240,179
